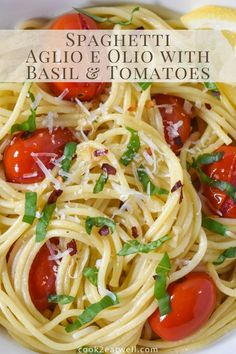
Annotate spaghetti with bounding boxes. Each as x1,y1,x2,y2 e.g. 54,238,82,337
0,5,236,354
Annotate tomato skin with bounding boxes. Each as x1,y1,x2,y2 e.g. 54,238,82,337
48,13,104,101
154,94,194,153
202,146,236,218
148,272,216,341
3,128,76,184
29,241,57,312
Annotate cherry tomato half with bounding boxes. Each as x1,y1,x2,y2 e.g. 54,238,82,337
148,272,216,341
154,94,194,154
3,128,76,184
202,146,236,218
48,13,104,101
29,240,57,312
28,238,77,312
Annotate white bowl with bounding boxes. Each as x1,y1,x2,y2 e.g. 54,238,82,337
0,0,235,353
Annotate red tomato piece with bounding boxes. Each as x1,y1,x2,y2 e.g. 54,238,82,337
48,13,104,101
202,146,236,218
154,94,194,153
148,272,216,341
29,240,58,312
3,128,77,184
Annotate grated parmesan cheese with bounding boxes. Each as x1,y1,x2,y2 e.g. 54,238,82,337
55,88,69,102
166,120,183,139
48,248,73,261
183,100,192,114
75,97,91,117
31,93,43,110
95,259,102,269
44,112,54,134
31,153,61,190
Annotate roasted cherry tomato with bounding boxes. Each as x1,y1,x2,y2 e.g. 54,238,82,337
202,146,236,218
29,238,77,312
48,13,104,101
29,240,57,312
3,128,76,184
148,272,216,341
154,94,194,154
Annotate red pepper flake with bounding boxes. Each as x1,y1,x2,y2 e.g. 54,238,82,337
128,104,137,112
220,198,235,217
179,188,183,204
67,240,77,256
94,149,108,157
171,180,183,193
173,136,183,148
98,225,110,236
131,226,139,238
48,189,63,204
145,147,153,156
102,163,117,176
205,103,212,110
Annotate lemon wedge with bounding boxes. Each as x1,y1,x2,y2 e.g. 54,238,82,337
181,6,236,107
181,6,236,32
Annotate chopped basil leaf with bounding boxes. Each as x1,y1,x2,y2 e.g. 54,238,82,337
61,142,77,180
11,91,37,134
85,217,115,235
118,235,169,256
202,216,229,236
137,165,168,196
77,347,103,354
213,247,236,265
138,82,152,91
48,294,75,304
120,127,140,166
75,7,139,26
204,82,220,96
83,267,98,286
65,294,119,332
93,171,108,194
23,192,37,225
154,252,171,316
196,152,224,165
36,203,56,242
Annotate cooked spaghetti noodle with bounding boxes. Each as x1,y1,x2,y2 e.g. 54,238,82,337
0,5,236,354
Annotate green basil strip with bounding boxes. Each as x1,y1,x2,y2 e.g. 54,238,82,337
11,92,37,134
202,216,229,237
77,347,103,354
85,217,116,235
213,247,236,265
23,192,37,225
154,252,171,316
118,235,169,256
137,165,168,196
196,152,224,165
204,82,220,95
83,267,98,286
65,294,119,332
36,203,56,242
138,82,152,91
48,294,75,305
75,7,139,26
61,142,77,180
120,127,140,166
93,171,108,194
